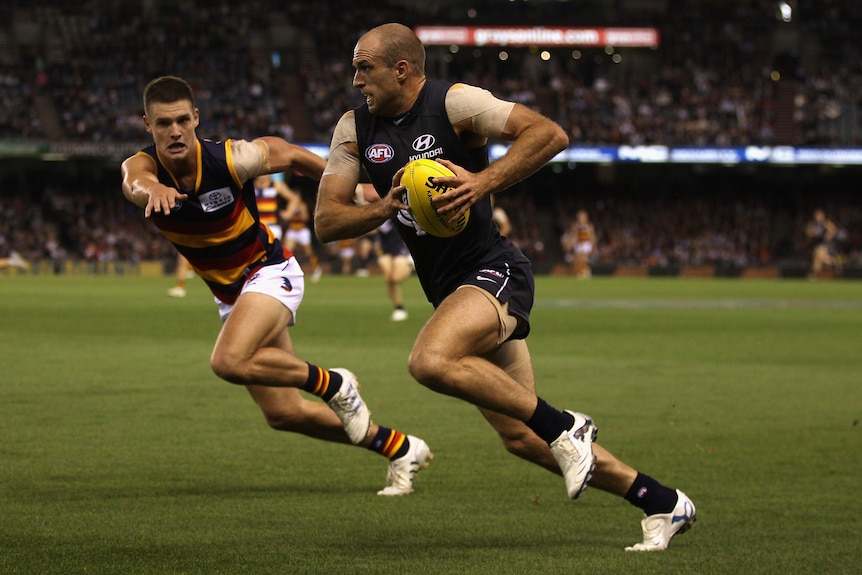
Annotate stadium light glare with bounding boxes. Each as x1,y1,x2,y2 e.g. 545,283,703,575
778,2,792,22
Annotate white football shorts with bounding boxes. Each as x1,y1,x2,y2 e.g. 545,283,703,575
285,227,312,246
215,258,305,325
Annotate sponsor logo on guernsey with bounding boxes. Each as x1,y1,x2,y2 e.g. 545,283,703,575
412,134,436,152
479,268,506,279
408,148,444,161
408,137,443,161
199,187,234,212
366,144,394,163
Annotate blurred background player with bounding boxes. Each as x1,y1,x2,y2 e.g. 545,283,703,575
0,250,30,272
358,182,412,320
168,253,193,297
492,200,511,237
281,180,323,282
347,183,377,277
254,173,292,242
562,209,597,278
375,219,413,321
806,208,839,279
332,234,374,276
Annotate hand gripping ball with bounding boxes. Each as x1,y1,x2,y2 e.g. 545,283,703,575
400,159,469,237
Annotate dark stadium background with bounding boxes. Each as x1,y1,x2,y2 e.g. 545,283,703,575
1,0,860,277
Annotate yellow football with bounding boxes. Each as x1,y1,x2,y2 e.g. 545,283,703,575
400,159,469,237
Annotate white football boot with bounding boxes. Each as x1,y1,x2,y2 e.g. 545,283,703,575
167,286,186,298
549,411,597,499
327,368,371,445
625,489,697,551
377,435,433,496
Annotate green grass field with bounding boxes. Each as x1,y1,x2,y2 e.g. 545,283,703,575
1,273,860,574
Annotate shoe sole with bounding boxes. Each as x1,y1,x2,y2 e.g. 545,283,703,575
678,516,696,536
672,492,697,539
674,511,697,539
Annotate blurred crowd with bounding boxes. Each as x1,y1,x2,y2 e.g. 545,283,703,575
4,163,861,276
0,179,174,274
1,0,861,146
2,0,862,274
497,166,862,272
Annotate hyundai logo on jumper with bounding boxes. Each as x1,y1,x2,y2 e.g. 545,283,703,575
412,134,436,151
366,144,394,163
409,134,444,161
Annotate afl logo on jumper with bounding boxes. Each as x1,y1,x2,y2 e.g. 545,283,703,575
412,134,436,152
366,144,394,163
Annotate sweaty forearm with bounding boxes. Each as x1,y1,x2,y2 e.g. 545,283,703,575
122,175,160,210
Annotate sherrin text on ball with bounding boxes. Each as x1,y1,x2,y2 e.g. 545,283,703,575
401,159,469,237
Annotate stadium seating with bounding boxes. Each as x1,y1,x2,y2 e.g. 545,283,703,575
1,0,860,274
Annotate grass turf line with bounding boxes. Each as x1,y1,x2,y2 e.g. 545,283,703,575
1,275,860,574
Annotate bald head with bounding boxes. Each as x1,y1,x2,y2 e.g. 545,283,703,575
362,23,426,78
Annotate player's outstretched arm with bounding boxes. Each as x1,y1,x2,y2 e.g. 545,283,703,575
255,136,327,181
120,153,188,217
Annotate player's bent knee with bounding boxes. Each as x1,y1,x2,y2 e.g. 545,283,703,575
260,409,305,432
407,348,451,393
260,401,325,434
210,352,249,385
497,429,536,459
